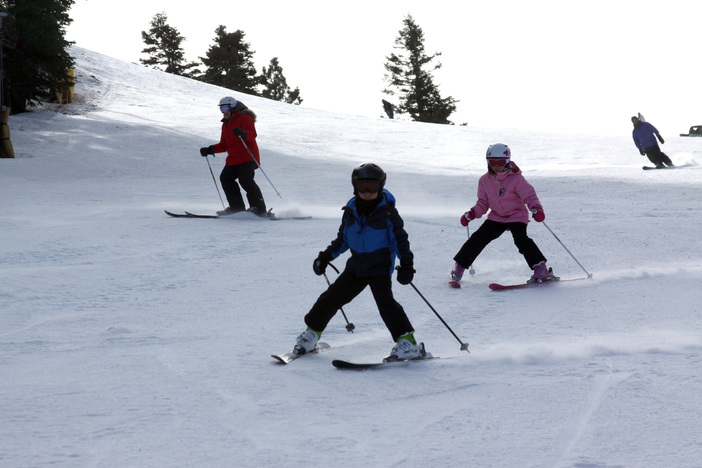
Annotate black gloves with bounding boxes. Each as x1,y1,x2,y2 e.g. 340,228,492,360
396,261,415,285
639,148,645,156
200,145,215,157
232,127,247,138
657,135,665,144
313,251,333,276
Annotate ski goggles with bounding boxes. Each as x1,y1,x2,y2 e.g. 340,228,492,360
220,104,232,113
487,158,510,170
355,180,381,193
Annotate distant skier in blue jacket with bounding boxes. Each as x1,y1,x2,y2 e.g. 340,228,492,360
291,163,426,361
631,116,674,168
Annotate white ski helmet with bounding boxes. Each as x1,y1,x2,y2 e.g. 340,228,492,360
218,96,237,109
486,143,511,161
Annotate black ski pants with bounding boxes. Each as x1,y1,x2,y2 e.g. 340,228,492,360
305,269,413,341
220,161,266,212
643,145,673,167
454,219,546,269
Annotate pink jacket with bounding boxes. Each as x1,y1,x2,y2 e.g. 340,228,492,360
471,162,542,224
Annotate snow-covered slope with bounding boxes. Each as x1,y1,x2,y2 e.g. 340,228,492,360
1,47,701,467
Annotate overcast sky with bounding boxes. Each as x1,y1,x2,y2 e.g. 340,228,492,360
66,0,701,136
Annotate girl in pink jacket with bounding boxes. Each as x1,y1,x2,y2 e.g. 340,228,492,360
450,143,554,285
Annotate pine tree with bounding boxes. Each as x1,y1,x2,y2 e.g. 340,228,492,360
200,26,258,94
140,12,198,77
383,15,457,124
1,0,75,114
258,57,303,105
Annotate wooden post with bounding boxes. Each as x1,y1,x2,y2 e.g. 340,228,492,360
1,106,15,159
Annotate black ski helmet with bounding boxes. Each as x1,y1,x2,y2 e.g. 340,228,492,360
351,163,386,191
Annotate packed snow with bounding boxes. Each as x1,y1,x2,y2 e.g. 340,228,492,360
1,47,701,467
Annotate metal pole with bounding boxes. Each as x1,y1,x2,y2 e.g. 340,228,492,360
398,268,469,353
204,155,226,210
467,224,475,276
541,219,593,279
324,264,355,333
237,135,282,199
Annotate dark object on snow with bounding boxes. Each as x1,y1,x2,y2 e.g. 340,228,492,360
680,125,702,137
382,99,394,119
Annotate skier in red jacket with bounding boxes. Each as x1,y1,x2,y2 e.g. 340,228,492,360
200,96,267,216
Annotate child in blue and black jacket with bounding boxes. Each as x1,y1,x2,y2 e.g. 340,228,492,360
292,163,426,361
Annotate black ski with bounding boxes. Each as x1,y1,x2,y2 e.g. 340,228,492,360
164,210,194,218
185,211,218,218
269,215,313,221
165,210,311,220
642,164,691,171
272,342,330,364
332,354,437,370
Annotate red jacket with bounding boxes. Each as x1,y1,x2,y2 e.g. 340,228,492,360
213,108,260,167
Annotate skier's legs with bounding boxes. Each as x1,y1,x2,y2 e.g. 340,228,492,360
507,222,547,267
305,269,367,333
657,150,674,166
454,220,507,268
237,161,267,212
219,165,246,211
643,145,666,167
368,275,413,341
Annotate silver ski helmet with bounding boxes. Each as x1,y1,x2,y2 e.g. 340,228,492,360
218,96,237,112
351,163,386,194
486,143,511,171
486,143,511,161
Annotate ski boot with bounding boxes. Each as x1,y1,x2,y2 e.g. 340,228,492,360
450,262,465,283
384,333,425,362
294,328,320,355
527,261,557,283
217,206,245,216
246,206,271,217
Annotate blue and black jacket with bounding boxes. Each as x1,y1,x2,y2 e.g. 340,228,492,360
632,121,662,150
324,190,413,278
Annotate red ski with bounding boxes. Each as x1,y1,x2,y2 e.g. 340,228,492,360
489,277,588,291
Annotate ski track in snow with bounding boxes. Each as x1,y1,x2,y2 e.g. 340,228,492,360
553,358,627,467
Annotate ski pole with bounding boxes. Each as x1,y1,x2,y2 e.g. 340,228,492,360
326,263,355,332
204,154,226,210
238,135,282,199
466,224,475,276
399,268,470,353
534,212,593,278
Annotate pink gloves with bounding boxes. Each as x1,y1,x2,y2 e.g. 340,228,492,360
460,209,476,226
531,207,545,222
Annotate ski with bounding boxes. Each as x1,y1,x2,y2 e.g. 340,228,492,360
165,210,311,220
269,215,313,221
164,210,217,218
489,277,588,291
332,355,437,370
642,164,691,171
185,211,218,218
164,210,194,218
332,343,435,370
448,280,461,289
271,342,330,364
